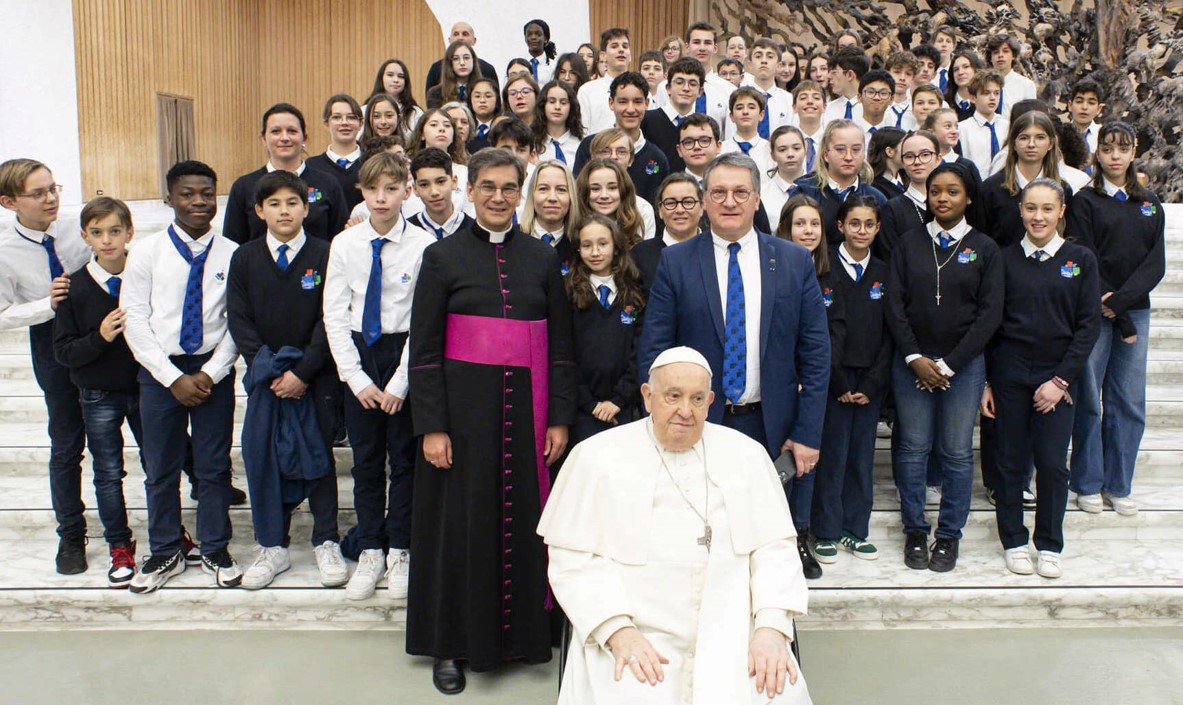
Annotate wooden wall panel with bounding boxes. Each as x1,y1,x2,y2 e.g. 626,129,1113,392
73,0,443,200
589,0,689,70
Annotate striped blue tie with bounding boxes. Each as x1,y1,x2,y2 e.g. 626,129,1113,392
362,238,386,346
167,226,210,354
722,242,746,404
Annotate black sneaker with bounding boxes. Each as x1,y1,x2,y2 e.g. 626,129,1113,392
929,537,959,573
904,531,929,570
55,534,88,575
189,479,248,506
128,550,186,593
200,548,244,588
796,534,823,579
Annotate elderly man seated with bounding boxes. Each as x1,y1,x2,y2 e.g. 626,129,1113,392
538,346,812,704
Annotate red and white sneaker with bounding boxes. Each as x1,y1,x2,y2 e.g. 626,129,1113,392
108,541,137,589
182,527,202,567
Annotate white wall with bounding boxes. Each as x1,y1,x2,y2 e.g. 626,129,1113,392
424,0,591,83
0,0,83,206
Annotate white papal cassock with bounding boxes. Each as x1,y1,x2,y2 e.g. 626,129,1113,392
538,419,813,704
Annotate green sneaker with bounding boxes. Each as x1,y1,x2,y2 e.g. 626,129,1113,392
811,537,839,564
838,531,879,560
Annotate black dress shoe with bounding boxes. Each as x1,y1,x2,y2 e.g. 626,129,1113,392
904,531,929,570
56,534,88,575
432,659,466,695
189,480,248,506
796,534,822,580
928,537,959,573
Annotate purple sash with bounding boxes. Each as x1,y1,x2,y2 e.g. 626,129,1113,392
443,313,551,509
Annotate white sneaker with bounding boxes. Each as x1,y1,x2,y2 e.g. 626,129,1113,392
241,545,290,590
346,549,386,600
925,486,942,506
1076,493,1103,514
386,549,410,600
1022,487,1037,508
1037,550,1062,579
1103,492,1139,517
1004,546,1034,575
876,421,892,439
314,541,349,587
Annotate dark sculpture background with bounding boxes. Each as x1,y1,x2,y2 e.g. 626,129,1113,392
709,0,1183,201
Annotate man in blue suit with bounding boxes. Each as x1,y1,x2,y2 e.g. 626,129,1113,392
639,152,831,572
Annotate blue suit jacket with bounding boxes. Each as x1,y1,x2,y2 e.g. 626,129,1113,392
638,231,831,456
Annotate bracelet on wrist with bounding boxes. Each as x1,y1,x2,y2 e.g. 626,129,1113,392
1051,376,1070,391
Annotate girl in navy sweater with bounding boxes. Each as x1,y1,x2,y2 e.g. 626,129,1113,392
789,119,888,246
885,162,1003,573
877,130,941,259
1068,121,1166,516
980,178,1100,578
776,194,847,579
811,195,893,567
566,213,645,444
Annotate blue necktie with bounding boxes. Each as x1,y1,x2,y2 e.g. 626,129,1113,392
362,238,386,347
938,232,952,248
477,123,489,138
737,141,752,155
987,122,1000,157
597,284,611,309
959,100,970,112
552,139,567,164
34,235,65,280
695,93,707,114
530,58,539,79
998,88,1005,113
939,68,948,93
853,262,864,282
892,106,906,128
106,276,121,298
1032,250,1045,262
844,100,854,119
541,233,555,245
1114,189,1128,202
722,242,746,404
805,137,816,172
276,243,290,271
674,114,684,127
758,93,771,139
868,126,877,136
458,84,466,101
336,157,349,168
431,225,445,240
167,226,211,355
836,186,854,202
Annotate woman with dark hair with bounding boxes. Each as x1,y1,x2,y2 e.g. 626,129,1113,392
367,59,425,140
505,58,534,82
522,19,558,84
553,52,590,92
466,77,501,151
426,41,484,109
877,130,942,259
309,94,365,209
805,52,832,98
577,42,600,81
868,126,908,200
503,73,541,128
535,80,583,166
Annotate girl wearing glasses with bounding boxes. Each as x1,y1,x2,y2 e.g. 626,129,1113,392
878,130,942,259
503,73,540,128
465,78,502,152
566,213,647,444
576,158,646,246
588,130,657,240
811,194,892,570
366,59,424,141
426,41,484,110
309,94,365,210
788,119,888,246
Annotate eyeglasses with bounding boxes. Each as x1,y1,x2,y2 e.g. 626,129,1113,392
507,88,535,99
659,197,701,211
595,148,632,160
670,78,702,90
328,114,361,124
451,55,473,64
861,88,893,99
901,150,937,165
15,184,63,202
474,183,521,199
679,136,716,149
707,188,753,203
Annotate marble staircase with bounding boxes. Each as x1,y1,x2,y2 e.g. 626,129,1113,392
0,203,1181,633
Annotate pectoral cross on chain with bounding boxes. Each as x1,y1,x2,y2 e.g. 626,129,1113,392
698,524,713,551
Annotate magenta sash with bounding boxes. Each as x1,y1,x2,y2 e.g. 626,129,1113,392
443,313,551,509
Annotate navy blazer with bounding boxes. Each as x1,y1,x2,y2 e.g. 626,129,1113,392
638,231,831,455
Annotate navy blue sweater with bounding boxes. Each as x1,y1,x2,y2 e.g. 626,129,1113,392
789,175,888,246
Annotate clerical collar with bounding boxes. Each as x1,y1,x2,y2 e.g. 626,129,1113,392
472,221,514,244
926,218,970,244
1021,233,1064,259
266,161,306,177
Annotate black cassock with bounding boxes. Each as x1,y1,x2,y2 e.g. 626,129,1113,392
406,224,576,671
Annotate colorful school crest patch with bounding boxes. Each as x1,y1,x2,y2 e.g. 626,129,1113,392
869,281,884,300
645,160,660,175
308,187,323,203
620,305,636,325
957,248,977,264
560,260,571,277
1142,202,1157,217
301,269,322,290
400,272,412,284
214,271,225,281
1060,261,1081,279
822,287,834,308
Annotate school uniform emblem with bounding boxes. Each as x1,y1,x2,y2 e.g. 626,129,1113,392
1142,202,1157,217
822,287,833,307
301,269,322,289
400,272,412,284
645,160,660,175
869,281,884,300
1060,261,1081,279
308,187,323,203
620,305,636,325
957,248,977,264
214,271,225,281
560,260,571,277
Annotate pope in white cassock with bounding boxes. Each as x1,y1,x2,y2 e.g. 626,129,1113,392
538,347,812,704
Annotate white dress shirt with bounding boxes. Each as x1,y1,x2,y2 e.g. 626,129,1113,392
539,131,580,166
822,95,862,126
724,85,794,139
323,216,434,397
661,103,694,128
887,101,918,131
0,216,89,330
720,135,774,177
86,257,123,290
325,146,361,168
711,229,762,404
655,81,732,132
901,218,974,375
998,71,1036,117
589,273,617,306
532,222,566,245
760,173,796,230
635,197,657,240
419,206,468,239
836,242,870,282
120,224,239,387
266,230,306,263
1102,176,1129,199
959,113,1009,180
528,54,555,85
1080,121,1101,155
577,75,618,135
1020,233,1065,260
266,160,306,176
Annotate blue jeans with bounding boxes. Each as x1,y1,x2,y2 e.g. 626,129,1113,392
139,356,235,556
811,368,882,541
30,322,86,538
79,388,144,546
892,354,985,539
1070,309,1150,497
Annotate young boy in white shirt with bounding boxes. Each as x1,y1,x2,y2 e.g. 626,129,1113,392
987,34,1035,117
884,52,919,130
958,71,1008,178
822,47,869,125
744,38,795,140
721,87,774,175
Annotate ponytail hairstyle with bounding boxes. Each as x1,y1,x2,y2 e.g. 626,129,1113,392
1089,121,1150,202
1000,110,1062,196
867,126,907,180
814,119,874,185
776,193,831,276
566,212,647,312
1021,176,1066,206
524,20,558,63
